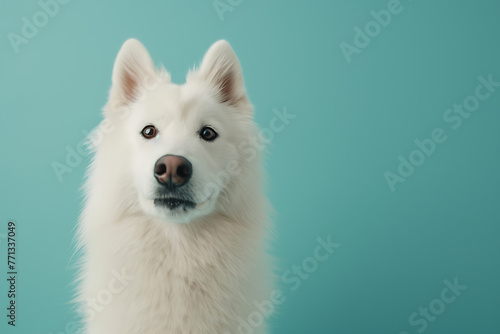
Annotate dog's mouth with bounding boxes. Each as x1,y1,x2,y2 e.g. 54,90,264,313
154,198,196,211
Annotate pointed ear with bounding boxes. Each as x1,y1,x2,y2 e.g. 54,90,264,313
108,39,158,107
198,40,247,107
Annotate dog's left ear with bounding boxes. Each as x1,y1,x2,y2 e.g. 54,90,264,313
198,40,247,107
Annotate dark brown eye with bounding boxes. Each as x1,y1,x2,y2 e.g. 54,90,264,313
141,125,158,139
200,126,218,142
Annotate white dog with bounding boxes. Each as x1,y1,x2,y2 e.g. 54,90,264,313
76,39,273,333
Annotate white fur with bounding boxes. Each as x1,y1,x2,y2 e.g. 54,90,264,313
76,39,273,333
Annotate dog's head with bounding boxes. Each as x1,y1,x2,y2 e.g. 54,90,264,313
102,39,258,223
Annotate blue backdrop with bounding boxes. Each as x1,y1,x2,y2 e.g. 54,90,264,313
1,0,499,333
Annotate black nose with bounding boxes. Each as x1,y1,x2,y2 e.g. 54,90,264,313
154,155,192,188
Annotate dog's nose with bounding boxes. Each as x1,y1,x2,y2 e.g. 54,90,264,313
154,155,192,188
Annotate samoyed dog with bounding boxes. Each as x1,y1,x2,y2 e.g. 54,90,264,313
76,39,273,333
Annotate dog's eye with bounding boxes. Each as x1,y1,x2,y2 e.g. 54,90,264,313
199,126,218,142
141,125,158,139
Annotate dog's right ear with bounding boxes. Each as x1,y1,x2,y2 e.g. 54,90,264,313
108,39,158,108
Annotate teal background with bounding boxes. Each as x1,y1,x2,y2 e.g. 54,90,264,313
1,0,499,333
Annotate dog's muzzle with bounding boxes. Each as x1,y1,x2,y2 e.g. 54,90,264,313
153,154,195,211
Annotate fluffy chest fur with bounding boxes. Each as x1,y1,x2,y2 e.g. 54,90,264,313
82,215,268,334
